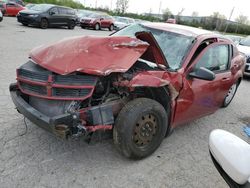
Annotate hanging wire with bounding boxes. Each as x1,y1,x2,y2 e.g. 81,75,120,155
17,117,28,136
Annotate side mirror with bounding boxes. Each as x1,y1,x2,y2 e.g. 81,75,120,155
209,129,250,187
189,67,215,81
49,11,55,15
100,17,104,21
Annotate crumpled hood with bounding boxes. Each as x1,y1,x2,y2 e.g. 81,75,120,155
29,36,149,76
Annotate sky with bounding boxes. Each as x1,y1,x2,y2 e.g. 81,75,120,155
79,0,250,21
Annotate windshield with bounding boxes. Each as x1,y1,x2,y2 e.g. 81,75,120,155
88,13,100,18
30,4,53,12
76,10,92,17
240,36,250,47
113,24,195,70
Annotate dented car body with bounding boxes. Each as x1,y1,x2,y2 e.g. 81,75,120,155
10,23,246,159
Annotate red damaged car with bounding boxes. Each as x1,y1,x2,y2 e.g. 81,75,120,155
9,23,245,159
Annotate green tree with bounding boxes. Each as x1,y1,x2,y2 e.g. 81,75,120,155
235,14,249,25
191,11,199,17
211,12,226,19
162,8,172,21
209,12,226,30
115,0,129,14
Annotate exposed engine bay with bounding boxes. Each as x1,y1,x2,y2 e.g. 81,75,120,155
13,57,163,138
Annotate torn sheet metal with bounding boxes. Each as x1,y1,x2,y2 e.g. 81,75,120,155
116,71,179,100
29,36,149,76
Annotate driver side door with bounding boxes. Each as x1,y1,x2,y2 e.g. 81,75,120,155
173,43,234,127
48,7,60,26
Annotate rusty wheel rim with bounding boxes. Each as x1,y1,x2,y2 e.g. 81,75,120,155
133,114,158,147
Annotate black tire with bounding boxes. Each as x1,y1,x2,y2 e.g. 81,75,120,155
40,18,48,29
113,98,168,159
68,20,75,29
109,24,114,31
94,23,100,30
81,26,85,29
222,81,239,107
22,23,28,26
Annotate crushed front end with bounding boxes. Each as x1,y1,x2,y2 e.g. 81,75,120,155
9,34,174,140
10,60,128,139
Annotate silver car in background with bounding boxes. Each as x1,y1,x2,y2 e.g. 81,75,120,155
0,11,2,22
113,16,135,30
237,36,250,76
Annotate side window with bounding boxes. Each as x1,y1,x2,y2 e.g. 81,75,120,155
7,3,16,7
67,9,75,15
195,45,230,72
59,8,69,15
50,7,58,15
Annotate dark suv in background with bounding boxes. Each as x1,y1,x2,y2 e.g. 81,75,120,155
17,4,77,29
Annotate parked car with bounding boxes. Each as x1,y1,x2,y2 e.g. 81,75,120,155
8,0,24,6
166,18,176,24
134,18,151,24
80,12,114,31
0,10,2,22
113,16,135,30
25,3,35,9
17,4,77,29
3,1,25,16
75,9,93,25
209,129,250,187
225,34,243,44
9,23,245,159
0,2,6,14
237,36,250,76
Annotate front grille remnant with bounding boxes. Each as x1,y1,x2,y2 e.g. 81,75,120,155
18,69,48,82
52,88,92,98
54,75,97,85
17,61,97,100
19,82,47,95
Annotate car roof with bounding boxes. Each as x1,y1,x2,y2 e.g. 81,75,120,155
142,22,214,37
32,4,72,10
116,16,134,20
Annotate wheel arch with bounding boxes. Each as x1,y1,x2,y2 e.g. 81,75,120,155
40,17,49,24
133,86,172,135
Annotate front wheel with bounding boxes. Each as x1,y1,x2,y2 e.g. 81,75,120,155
113,98,168,159
40,18,48,29
94,23,100,30
109,24,114,31
222,82,239,107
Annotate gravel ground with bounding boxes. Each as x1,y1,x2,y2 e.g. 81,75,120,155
0,17,250,188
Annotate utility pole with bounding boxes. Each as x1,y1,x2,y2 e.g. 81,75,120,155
158,1,162,15
95,0,97,8
224,6,235,33
177,8,185,16
110,0,113,10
